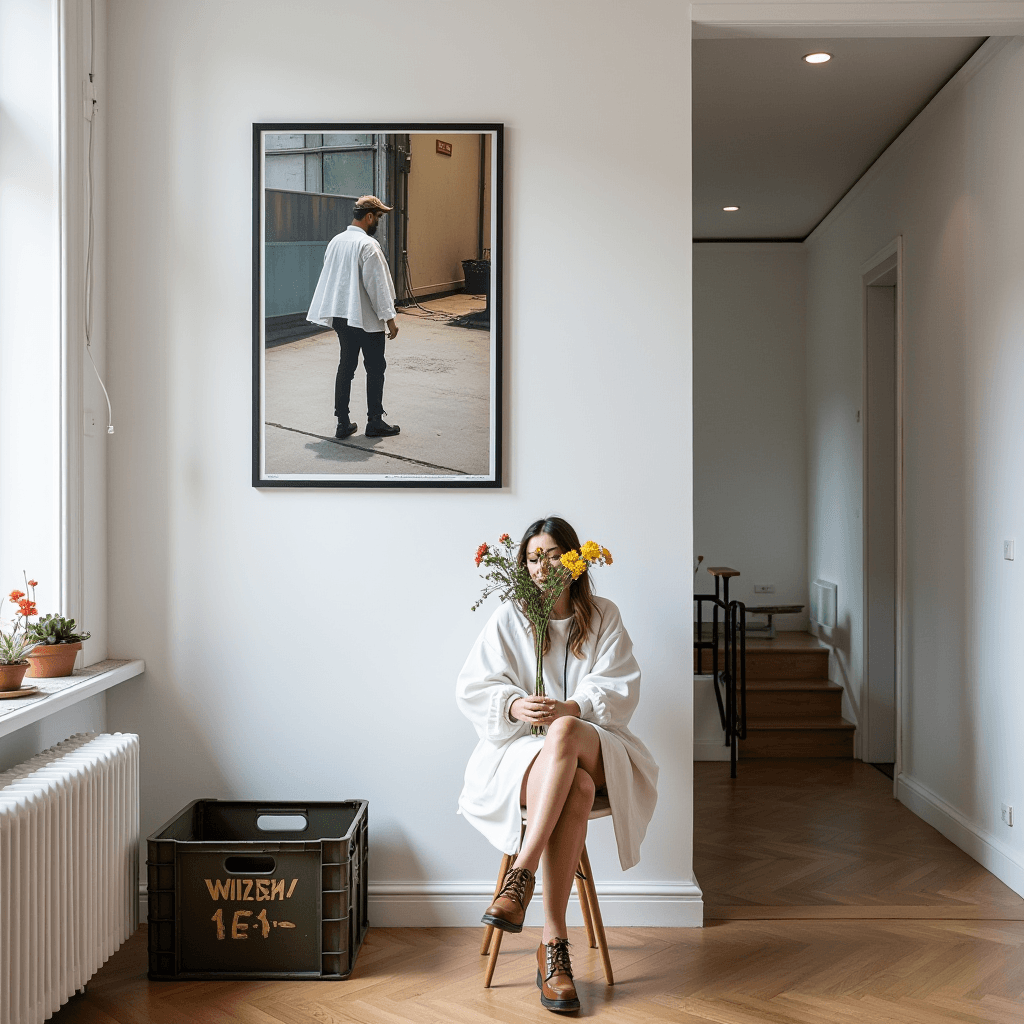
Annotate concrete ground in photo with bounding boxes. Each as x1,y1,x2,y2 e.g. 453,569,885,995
263,295,492,479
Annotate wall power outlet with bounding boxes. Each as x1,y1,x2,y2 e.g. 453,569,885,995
1001,803,1013,826
754,584,775,595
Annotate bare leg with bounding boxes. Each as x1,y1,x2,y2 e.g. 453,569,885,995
541,767,594,943
515,718,605,942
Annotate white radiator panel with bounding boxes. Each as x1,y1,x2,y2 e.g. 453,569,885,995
0,733,139,1024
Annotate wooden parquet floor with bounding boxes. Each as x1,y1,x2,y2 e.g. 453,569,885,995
49,920,1024,1023
696,759,1024,919
47,760,1024,1023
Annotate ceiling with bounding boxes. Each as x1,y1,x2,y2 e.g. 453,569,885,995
692,36,985,240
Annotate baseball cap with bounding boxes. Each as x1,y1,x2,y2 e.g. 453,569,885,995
354,195,393,214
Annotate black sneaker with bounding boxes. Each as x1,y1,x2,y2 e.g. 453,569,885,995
365,419,400,437
335,421,357,439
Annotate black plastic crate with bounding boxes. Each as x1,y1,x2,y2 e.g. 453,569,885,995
147,799,367,980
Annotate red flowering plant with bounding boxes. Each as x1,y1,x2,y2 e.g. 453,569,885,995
472,534,612,735
0,573,42,666
7,574,91,647
9,574,39,632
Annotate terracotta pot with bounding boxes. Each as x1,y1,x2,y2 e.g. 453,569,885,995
0,662,31,691
26,641,82,679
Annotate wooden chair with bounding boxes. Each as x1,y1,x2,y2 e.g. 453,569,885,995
481,795,614,988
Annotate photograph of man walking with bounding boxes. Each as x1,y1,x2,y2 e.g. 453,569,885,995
257,127,500,485
307,195,402,439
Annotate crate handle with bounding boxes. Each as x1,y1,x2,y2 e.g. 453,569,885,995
256,812,308,832
224,855,277,875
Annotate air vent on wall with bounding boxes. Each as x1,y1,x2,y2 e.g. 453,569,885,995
810,579,838,627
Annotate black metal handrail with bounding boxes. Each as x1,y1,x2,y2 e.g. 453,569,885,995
694,571,746,778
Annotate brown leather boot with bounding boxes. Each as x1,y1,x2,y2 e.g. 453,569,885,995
481,865,535,933
536,938,580,1013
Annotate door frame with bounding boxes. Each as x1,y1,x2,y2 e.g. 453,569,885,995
860,237,905,793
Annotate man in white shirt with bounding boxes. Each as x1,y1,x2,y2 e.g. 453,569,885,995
307,195,401,438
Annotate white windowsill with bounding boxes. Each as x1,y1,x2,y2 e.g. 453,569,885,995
0,659,145,740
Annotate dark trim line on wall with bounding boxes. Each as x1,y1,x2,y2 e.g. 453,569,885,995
694,237,807,244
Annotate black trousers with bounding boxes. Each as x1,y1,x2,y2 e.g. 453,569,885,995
333,317,386,422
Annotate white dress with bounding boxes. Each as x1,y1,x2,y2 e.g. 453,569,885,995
456,596,659,870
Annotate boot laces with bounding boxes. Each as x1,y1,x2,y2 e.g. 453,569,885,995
545,938,573,980
497,866,531,907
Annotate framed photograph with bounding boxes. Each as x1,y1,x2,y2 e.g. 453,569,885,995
252,123,503,487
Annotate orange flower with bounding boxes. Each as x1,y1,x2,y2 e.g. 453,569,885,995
602,547,613,564
9,590,24,602
474,542,489,567
27,579,38,588
17,599,37,617
499,533,510,544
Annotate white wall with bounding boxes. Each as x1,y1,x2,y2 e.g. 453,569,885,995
693,244,808,628
805,37,1024,894
103,0,696,925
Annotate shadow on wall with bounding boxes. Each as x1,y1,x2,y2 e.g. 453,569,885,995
814,612,859,730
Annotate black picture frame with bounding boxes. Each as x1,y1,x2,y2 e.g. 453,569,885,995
252,122,503,488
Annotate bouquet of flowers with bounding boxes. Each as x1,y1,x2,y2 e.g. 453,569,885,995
472,534,612,734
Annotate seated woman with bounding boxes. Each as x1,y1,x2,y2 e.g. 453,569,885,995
456,516,659,1014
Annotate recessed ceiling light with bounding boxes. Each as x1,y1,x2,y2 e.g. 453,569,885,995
803,52,832,64
723,206,740,212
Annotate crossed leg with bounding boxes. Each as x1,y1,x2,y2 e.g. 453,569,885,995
514,717,605,944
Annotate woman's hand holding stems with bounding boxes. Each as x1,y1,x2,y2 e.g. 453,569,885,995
511,696,580,725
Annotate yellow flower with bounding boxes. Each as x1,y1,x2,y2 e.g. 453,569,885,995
560,550,587,579
580,540,601,561
602,547,613,564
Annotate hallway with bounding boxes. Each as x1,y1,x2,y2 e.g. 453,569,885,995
695,760,1024,920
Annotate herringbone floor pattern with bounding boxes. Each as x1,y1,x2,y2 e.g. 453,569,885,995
49,920,1024,1023
696,759,1024,919
48,760,1024,1023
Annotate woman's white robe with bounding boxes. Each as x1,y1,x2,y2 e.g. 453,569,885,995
456,597,659,870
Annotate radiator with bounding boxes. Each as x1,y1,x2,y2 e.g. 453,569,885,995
0,732,139,1024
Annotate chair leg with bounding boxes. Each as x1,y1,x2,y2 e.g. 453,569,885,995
579,845,614,986
575,855,597,949
481,852,512,955
484,924,504,988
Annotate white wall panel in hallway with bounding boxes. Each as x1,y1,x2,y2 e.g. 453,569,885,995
805,38,1024,896
692,244,808,628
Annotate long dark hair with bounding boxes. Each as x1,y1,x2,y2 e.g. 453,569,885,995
517,516,598,659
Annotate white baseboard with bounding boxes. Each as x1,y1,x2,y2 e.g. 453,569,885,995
368,881,704,927
139,882,704,929
693,740,731,761
897,772,1024,898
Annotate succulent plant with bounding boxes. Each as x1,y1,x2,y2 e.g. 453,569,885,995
0,629,40,665
28,614,91,646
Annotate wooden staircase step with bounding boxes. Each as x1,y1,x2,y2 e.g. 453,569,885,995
740,717,855,759
696,645,830,681
743,649,829,680
743,678,843,691
744,686,843,719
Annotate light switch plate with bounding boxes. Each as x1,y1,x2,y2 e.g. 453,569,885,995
1005,540,1015,561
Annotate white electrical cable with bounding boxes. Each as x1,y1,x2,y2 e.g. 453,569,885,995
84,0,113,434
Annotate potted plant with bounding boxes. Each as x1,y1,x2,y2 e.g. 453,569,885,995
26,614,91,678
8,577,91,679
0,628,40,691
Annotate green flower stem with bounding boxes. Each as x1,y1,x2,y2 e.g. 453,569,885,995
532,617,548,737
